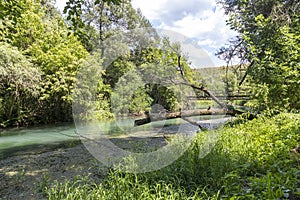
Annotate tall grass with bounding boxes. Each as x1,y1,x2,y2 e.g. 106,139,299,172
43,113,300,199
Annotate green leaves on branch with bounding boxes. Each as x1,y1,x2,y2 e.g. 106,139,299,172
73,51,113,121
63,0,126,49
246,15,300,110
219,0,300,111
0,0,201,126
94,0,122,5
63,0,86,44
0,43,41,126
111,68,153,115
0,0,89,125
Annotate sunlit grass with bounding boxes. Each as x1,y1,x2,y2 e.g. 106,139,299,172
42,113,300,199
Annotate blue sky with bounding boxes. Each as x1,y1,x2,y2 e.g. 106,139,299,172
55,0,237,67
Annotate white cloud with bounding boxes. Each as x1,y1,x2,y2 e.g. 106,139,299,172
157,30,214,68
159,0,213,25
55,0,236,66
131,0,238,67
131,0,167,19
54,0,67,12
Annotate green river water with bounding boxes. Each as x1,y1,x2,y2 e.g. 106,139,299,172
0,115,230,159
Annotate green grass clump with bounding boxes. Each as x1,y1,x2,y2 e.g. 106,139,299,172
43,113,300,199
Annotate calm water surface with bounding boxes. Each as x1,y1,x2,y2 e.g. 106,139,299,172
0,115,231,159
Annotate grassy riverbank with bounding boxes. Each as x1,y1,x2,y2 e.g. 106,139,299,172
41,113,300,199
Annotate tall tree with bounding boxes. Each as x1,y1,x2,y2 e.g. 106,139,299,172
63,0,123,49
0,43,41,127
68,0,157,114
0,0,89,125
217,0,300,111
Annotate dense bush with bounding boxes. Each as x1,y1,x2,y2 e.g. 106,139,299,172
0,43,41,127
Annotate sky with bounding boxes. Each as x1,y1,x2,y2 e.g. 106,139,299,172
55,0,237,67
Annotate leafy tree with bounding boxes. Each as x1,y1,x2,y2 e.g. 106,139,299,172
111,68,153,115
222,69,238,95
134,38,200,112
1,0,89,124
73,0,158,115
28,14,88,122
0,42,41,127
218,0,300,111
73,50,113,122
63,0,126,49
104,57,135,88
0,0,43,46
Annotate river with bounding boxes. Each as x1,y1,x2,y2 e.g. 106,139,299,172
0,115,232,159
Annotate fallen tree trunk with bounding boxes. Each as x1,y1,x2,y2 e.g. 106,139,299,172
134,108,243,126
133,52,254,127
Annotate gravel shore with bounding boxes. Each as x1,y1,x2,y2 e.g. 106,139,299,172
0,119,229,199
0,136,167,199
0,144,103,199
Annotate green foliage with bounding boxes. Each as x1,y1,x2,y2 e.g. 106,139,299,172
0,0,89,125
106,34,197,115
64,0,146,51
73,50,113,122
195,67,226,92
0,42,41,126
111,67,153,115
146,84,180,112
219,0,300,111
0,0,191,125
43,113,300,199
129,86,153,114
246,21,300,110
29,7,88,122
104,58,135,88
222,71,238,94
63,0,86,42
0,0,41,43
133,39,199,112
194,65,252,98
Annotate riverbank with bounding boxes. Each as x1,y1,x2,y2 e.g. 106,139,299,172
0,117,235,199
43,113,300,199
1,113,300,199
0,131,169,199
0,143,96,199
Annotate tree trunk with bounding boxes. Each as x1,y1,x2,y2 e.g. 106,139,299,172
134,108,243,126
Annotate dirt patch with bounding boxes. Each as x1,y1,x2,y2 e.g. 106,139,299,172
0,144,97,199
0,134,169,199
0,122,208,199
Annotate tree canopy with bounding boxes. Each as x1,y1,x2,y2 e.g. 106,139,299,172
1,0,267,127
217,0,300,111
0,0,201,127
0,0,88,126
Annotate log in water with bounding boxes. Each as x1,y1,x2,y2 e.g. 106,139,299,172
134,108,242,126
